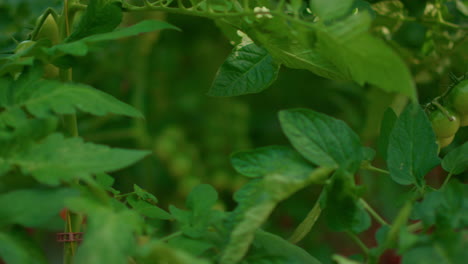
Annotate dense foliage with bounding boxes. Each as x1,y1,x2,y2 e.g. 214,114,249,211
0,0,467,264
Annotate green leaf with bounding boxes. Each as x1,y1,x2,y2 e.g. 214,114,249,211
127,195,173,220
0,68,142,120
167,236,213,256
137,241,211,264
279,108,363,171
332,255,362,264
209,43,280,97
170,185,225,238
72,205,142,264
67,0,123,42
442,142,468,175
243,19,346,80
412,180,467,229
0,116,58,159
309,0,354,21
456,0,468,16
322,171,370,232
95,173,120,195
134,184,158,204
378,108,398,160
316,12,416,99
0,228,48,264
48,20,179,57
186,184,218,213
231,145,313,178
398,227,419,253
221,167,334,264
221,179,277,264
402,246,447,264
400,229,468,264
362,147,376,161
249,229,322,264
387,104,440,186
0,188,78,228
0,133,150,185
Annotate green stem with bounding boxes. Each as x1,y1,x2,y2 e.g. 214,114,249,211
287,168,335,244
432,101,456,121
60,2,82,264
440,172,453,189
122,1,253,18
158,231,183,242
288,193,323,244
346,231,369,256
376,201,413,258
242,0,249,10
435,1,461,29
360,199,389,226
361,164,390,175
83,178,111,205
407,221,423,233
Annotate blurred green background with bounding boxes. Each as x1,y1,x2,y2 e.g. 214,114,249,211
1,1,467,263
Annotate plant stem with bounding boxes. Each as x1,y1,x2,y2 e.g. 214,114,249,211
288,194,322,244
360,199,389,226
158,231,182,242
440,172,453,189
361,164,390,175
346,231,369,256
61,2,82,264
122,1,253,18
432,101,455,121
375,201,413,258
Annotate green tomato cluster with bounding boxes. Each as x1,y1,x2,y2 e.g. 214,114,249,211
429,79,468,148
449,80,468,126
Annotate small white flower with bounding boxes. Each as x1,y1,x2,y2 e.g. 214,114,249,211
253,7,262,13
253,6,273,19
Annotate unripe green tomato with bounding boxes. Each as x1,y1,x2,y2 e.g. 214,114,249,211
460,115,468,127
35,14,60,45
15,40,36,54
429,108,460,138
437,135,454,148
449,80,468,116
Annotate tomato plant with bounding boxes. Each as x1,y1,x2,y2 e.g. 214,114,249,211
0,1,467,264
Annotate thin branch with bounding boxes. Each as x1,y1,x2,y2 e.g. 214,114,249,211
360,199,389,226
289,196,322,244
346,231,369,256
